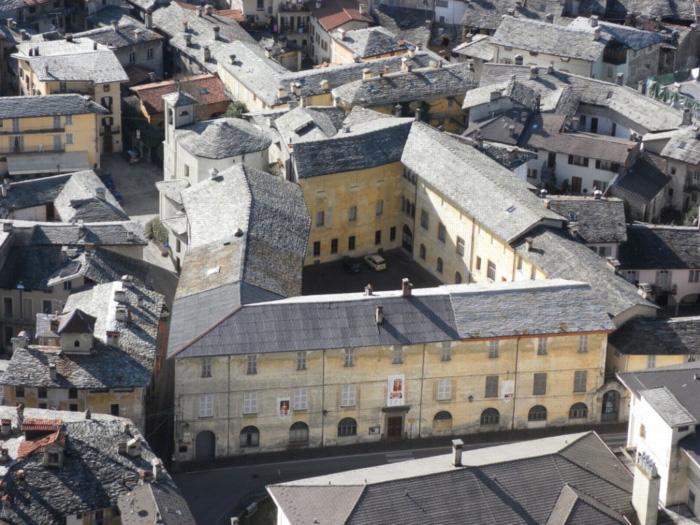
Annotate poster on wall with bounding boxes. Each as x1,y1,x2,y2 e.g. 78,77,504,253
387,374,405,407
278,397,291,417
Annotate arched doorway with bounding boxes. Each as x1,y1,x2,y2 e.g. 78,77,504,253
602,390,619,422
195,430,216,462
402,225,413,252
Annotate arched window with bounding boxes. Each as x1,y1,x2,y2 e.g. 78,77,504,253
569,403,588,419
528,405,547,421
289,421,309,444
455,272,462,284
436,257,443,273
480,408,500,426
419,244,426,260
239,426,259,447
432,410,453,431
337,418,357,437
74,340,80,347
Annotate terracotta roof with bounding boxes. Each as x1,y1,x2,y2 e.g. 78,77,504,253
21,418,63,433
312,0,372,32
17,429,65,459
130,74,228,116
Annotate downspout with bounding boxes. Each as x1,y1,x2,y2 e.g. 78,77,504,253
417,343,426,438
227,355,231,456
511,336,521,431
321,349,326,446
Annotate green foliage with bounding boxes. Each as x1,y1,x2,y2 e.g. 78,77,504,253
225,101,248,119
145,217,168,244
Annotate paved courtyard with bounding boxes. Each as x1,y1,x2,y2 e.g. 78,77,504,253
100,153,163,223
302,249,442,295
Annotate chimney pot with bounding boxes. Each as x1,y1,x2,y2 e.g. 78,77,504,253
615,72,624,85
525,237,534,251
204,3,214,15
209,168,219,179
375,305,384,325
452,438,464,466
529,66,538,79
48,363,57,381
589,15,598,27
401,278,413,296
593,27,601,40
545,12,554,22
364,284,373,296
84,408,91,420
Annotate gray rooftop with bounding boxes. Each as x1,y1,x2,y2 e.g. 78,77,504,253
609,316,700,356
373,4,432,48
462,78,540,112
567,17,667,50
4,220,147,247
334,26,408,58
292,116,413,179
452,35,494,62
174,117,272,159
332,62,477,106
546,196,628,244
512,226,655,320
658,127,700,165
74,16,163,49
618,223,700,270
609,153,670,212
171,279,614,359
52,170,128,223
460,0,568,32
402,122,562,243
273,105,345,145
0,94,108,119
269,432,634,525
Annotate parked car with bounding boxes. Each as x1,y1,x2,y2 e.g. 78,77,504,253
364,254,387,271
342,256,362,273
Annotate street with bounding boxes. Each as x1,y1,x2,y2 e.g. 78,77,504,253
174,430,629,524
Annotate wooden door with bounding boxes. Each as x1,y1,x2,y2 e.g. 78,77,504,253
387,416,403,439
571,176,582,193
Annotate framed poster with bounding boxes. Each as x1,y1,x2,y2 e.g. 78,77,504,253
278,397,291,417
387,374,405,406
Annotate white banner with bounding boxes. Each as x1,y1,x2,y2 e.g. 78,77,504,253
387,374,405,406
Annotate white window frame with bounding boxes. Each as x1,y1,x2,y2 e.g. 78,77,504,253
340,384,356,407
436,378,451,401
293,388,308,411
198,394,214,418
242,391,257,414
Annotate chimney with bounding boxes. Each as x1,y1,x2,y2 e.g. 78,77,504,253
529,66,538,79
545,12,554,22
539,188,548,199
234,228,244,237
320,79,329,92
213,25,221,40
615,72,624,85
592,188,603,200
84,408,91,420
204,3,214,15
11,333,29,353
127,437,142,457
203,45,211,62
145,12,153,28
114,289,127,303
0,448,9,463
362,68,372,80
606,257,621,271
292,82,301,97
209,168,219,179
48,363,57,381
401,278,413,297
276,86,287,99
339,28,347,40
138,468,154,484
34,46,39,56
508,124,516,137
106,330,120,346
490,90,501,101
115,305,128,323
15,403,24,428
0,419,11,438
364,284,373,296
632,452,660,525
3,222,12,233
92,41,97,50
393,103,402,117
547,64,554,74
452,438,464,466
525,237,534,251
589,14,598,27
401,57,409,72
682,108,692,126
197,5,203,16
19,29,28,41
111,20,119,31
95,187,106,200
375,305,384,325
183,20,189,32
593,27,601,40
151,458,164,480
185,33,192,47
66,33,74,42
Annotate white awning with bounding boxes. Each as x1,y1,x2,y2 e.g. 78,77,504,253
7,151,90,176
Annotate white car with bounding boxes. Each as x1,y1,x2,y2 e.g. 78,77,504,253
364,254,387,271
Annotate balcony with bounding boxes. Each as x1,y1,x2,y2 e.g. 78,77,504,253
684,176,700,192
602,42,627,66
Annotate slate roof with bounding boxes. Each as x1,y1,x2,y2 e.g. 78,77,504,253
57,308,96,333
462,78,540,111
373,4,432,48
567,17,667,50
4,220,147,247
609,153,670,212
452,35,494,61
479,64,683,133
174,117,272,159
274,105,345,145
292,116,413,178
269,432,634,525
609,316,700,355
0,94,107,119
460,0,568,32
659,127,700,165
14,39,128,84
311,0,372,32
0,173,70,216
332,62,477,106
130,74,228,116
618,224,700,270
73,16,163,48
402,122,562,243
618,362,700,425
119,483,197,525
512,226,655,320
491,15,605,62
479,141,537,170
576,0,695,23
546,195,628,244
51,169,128,223
0,406,191,524
334,26,408,58
171,279,613,359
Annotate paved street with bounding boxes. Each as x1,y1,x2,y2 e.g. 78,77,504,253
174,430,629,525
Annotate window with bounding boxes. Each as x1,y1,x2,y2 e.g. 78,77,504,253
437,378,451,400
533,373,547,395
147,47,154,60
293,388,308,410
527,168,538,179
436,257,444,274
568,155,589,167
42,300,52,315
392,346,403,364
243,391,257,414
419,244,426,260
486,260,496,281
440,342,451,361
313,241,321,257
569,403,588,419
256,0,264,9
69,388,78,399
690,270,700,283
455,272,462,283
577,336,590,354
199,395,214,418
375,230,382,245
15,386,24,398
485,375,499,398
340,384,356,407
348,236,355,250
376,200,384,216
331,238,338,254
129,50,136,63
4,298,13,318
390,226,396,241
74,340,80,348
246,355,257,375
488,341,499,359
537,338,547,355
63,281,72,291
528,405,547,421
647,355,656,369
595,160,620,172
475,257,482,271
315,211,325,227
338,417,357,436
201,357,212,378
623,270,639,284
348,206,357,222
573,371,587,392
433,410,452,430
38,387,47,399
343,349,354,367
420,209,429,230
296,351,307,371
289,422,309,444
110,404,119,416
65,133,73,145
456,237,465,256
240,426,259,447
437,223,446,242
480,408,500,426
69,404,78,411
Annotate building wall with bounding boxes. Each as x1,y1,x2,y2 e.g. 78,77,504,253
493,46,593,77
311,20,369,65
216,62,284,112
361,96,466,133
300,162,404,264
528,150,624,194
112,40,164,79
330,40,407,65
606,347,686,376
173,332,609,461
576,109,632,139
620,268,700,305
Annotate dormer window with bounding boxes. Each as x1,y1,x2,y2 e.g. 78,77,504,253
74,340,80,348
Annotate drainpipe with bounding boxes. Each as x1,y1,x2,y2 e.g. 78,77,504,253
227,355,231,456
320,349,325,446
511,336,521,431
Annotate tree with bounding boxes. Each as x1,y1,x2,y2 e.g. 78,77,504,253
225,101,248,118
